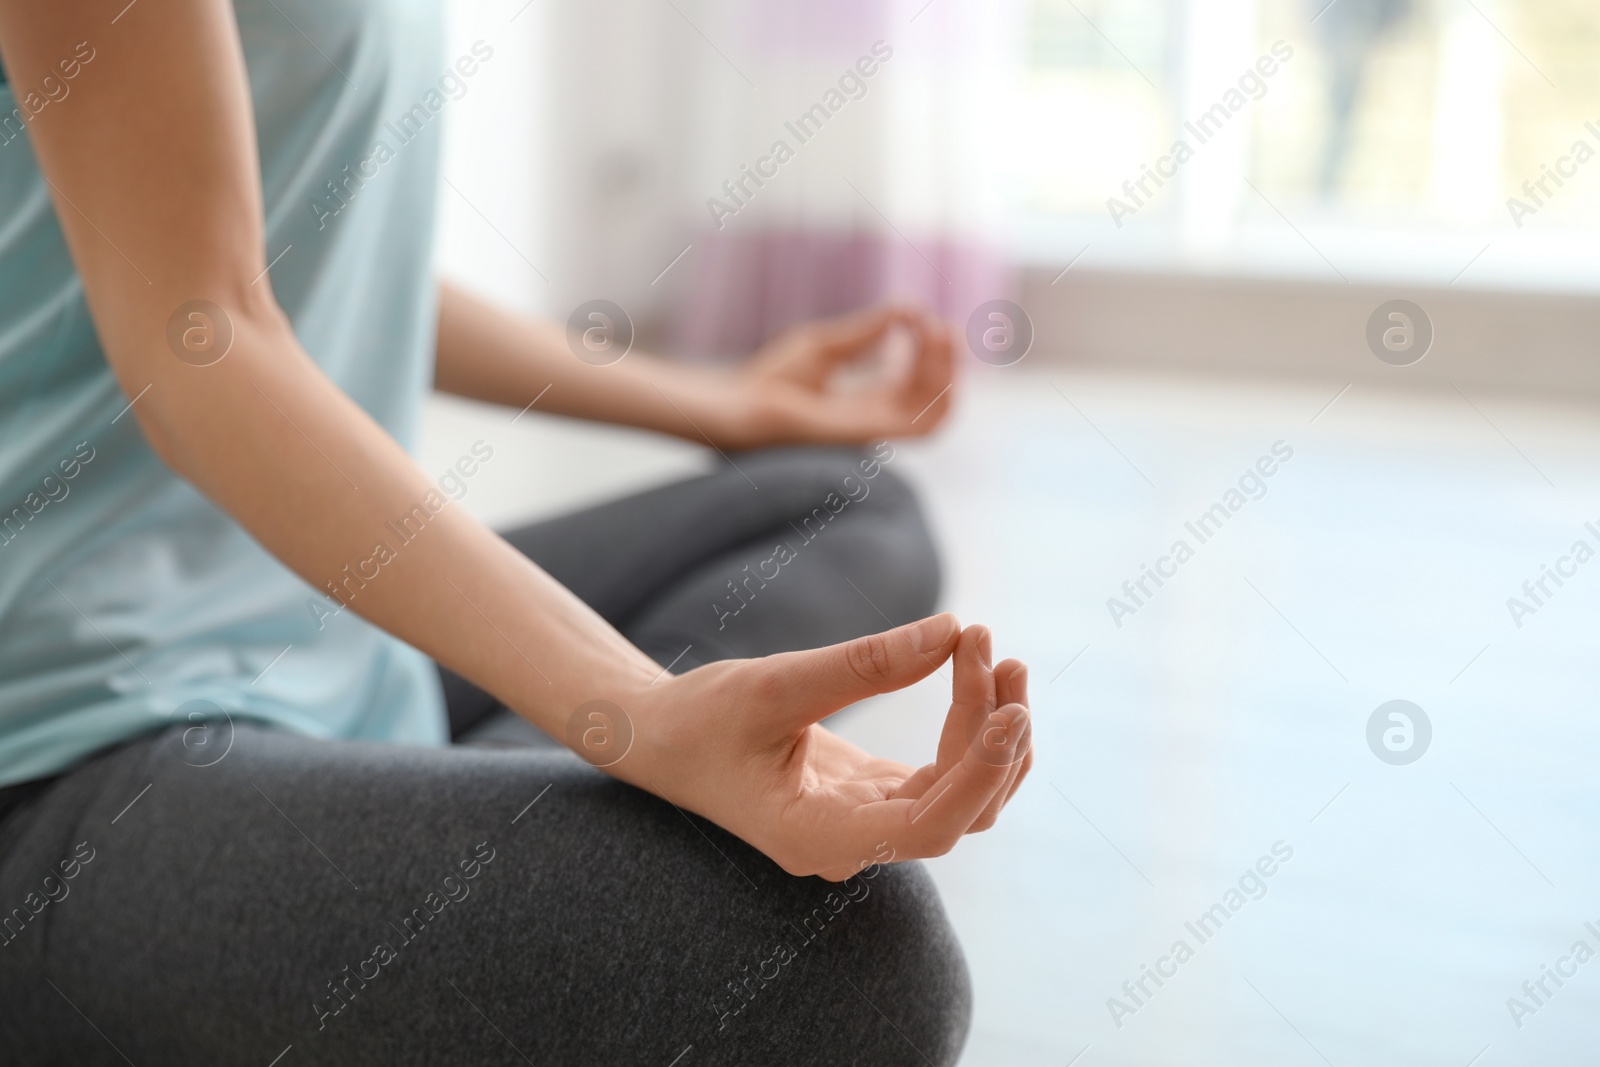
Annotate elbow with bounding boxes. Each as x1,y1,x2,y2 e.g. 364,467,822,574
131,405,186,473
110,302,294,481
126,397,212,487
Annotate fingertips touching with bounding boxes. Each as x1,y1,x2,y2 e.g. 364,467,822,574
909,612,960,656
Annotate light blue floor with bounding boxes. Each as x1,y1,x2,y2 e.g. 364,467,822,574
426,369,1600,1066
842,371,1600,1067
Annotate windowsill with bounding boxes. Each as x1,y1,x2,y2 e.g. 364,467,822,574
1015,255,1600,401
1009,212,1600,296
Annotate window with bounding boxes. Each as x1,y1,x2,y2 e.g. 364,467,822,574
1011,0,1600,289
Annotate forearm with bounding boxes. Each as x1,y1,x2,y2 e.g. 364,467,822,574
435,281,750,446
136,309,660,732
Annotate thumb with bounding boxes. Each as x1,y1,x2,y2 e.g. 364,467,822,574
756,612,959,734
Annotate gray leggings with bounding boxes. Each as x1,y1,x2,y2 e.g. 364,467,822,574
0,448,971,1066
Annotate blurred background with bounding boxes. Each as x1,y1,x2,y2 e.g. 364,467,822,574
423,1,1600,1063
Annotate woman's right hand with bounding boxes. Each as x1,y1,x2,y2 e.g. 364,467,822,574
592,615,1033,882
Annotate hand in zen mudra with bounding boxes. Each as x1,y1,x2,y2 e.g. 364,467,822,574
724,305,958,448
612,614,1032,881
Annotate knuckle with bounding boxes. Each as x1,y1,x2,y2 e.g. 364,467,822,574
845,633,895,684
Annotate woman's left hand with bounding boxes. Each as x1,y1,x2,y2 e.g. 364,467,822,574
608,615,1033,882
720,304,957,448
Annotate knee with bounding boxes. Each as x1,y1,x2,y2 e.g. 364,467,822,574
737,445,943,618
844,463,942,621
708,859,971,1066
834,860,972,1064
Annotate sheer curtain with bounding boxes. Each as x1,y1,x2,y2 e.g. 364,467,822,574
493,0,1024,361
673,0,1022,359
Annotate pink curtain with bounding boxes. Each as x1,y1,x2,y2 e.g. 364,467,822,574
667,0,1016,361
680,229,1010,360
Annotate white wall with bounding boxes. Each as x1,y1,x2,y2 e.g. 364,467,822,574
437,0,554,318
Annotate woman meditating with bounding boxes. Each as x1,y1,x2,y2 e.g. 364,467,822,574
0,2,1032,1063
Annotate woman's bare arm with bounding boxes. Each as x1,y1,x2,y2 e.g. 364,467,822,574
436,280,746,442
0,0,657,725
435,281,957,449
0,0,1028,877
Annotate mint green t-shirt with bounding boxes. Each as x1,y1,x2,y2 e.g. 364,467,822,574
0,0,458,786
